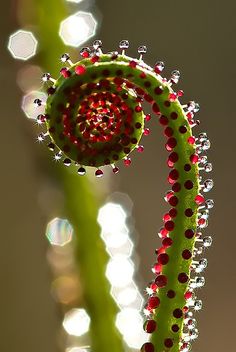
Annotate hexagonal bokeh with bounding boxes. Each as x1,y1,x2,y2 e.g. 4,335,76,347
8,30,38,61
105,255,134,288
106,237,134,257
21,90,47,120
46,218,73,246
116,308,148,348
63,308,90,336
59,11,97,47
67,0,84,3
111,282,144,310
98,202,127,232
66,348,89,352
17,65,43,93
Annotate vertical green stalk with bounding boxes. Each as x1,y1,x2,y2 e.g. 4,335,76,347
27,2,124,352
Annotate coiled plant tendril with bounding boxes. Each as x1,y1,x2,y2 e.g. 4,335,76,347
33,40,213,352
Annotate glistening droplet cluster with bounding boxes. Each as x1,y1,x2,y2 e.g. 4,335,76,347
31,40,213,352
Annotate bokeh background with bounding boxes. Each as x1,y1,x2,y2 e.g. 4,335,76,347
1,0,235,351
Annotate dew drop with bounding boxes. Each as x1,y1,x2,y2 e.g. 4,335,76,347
170,70,180,84
93,40,102,50
47,142,55,151
203,179,214,192
63,158,71,167
37,133,45,142
204,163,213,172
34,98,42,107
60,53,70,62
80,47,91,58
203,236,212,247
205,199,214,209
119,40,129,49
154,61,165,74
138,45,147,54
78,167,86,176
42,73,51,82
194,299,203,311
95,169,104,178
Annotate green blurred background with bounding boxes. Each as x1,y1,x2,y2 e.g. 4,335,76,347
1,0,235,351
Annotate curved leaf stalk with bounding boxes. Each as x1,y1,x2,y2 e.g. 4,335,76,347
33,40,213,351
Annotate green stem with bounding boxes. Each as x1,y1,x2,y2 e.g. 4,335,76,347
30,2,124,352
62,170,123,352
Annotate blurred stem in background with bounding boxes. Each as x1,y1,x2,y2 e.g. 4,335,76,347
17,0,123,351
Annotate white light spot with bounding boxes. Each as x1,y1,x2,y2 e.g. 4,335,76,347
8,30,38,61
17,65,43,93
63,308,90,336
46,218,73,246
66,348,89,352
106,237,134,257
101,226,129,249
106,255,134,287
111,282,144,310
116,308,148,348
21,90,47,120
59,11,97,47
67,0,84,3
98,202,127,232
111,283,137,306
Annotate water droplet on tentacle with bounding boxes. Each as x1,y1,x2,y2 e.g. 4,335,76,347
47,142,55,151
95,169,104,178
201,178,214,192
195,235,213,248
119,39,129,55
80,47,91,58
170,70,180,84
138,45,147,60
60,53,73,66
54,151,62,161
181,342,192,352
77,166,86,176
34,98,43,107
63,158,71,167
188,299,203,311
154,61,165,74
189,276,205,288
192,258,208,273
42,72,52,82
111,164,119,174
199,162,213,172
93,40,103,54
37,132,45,142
